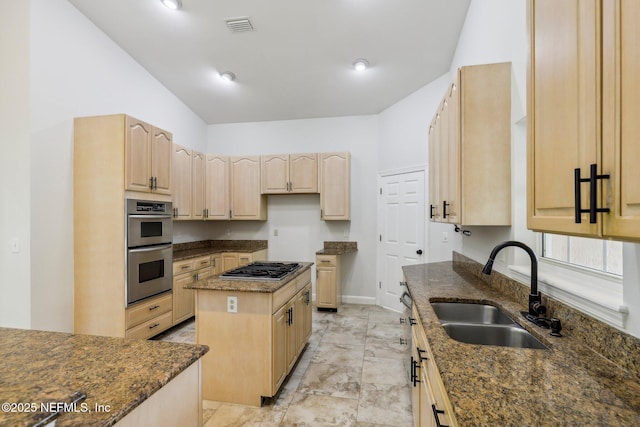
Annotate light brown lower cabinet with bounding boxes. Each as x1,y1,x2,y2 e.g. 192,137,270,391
315,254,341,310
173,255,211,325
411,304,458,427
125,293,173,340
220,249,268,273
196,269,312,406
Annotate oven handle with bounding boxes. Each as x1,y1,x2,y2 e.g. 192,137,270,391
128,214,173,220
128,244,172,253
400,292,413,310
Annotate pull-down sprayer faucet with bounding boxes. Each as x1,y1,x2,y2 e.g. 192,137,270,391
482,241,547,317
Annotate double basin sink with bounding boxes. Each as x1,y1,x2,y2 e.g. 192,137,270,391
431,302,548,350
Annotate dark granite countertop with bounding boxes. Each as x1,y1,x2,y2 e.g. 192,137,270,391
186,262,313,293
315,241,358,255
173,240,268,261
402,256,640,426
0,328,208,427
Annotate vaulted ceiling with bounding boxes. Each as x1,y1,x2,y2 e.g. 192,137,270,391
67,0,471,124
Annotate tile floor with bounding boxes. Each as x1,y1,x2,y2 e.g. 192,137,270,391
154,304,413,426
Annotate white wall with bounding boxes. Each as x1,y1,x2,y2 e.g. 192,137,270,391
0,0,31,328
377,75,463,263
204,116,379,303
25,0,208,332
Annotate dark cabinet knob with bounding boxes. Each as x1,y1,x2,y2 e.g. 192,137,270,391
416,249,423,255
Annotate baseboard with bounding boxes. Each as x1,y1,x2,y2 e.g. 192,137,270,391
341,295,376,305
312,294,376,306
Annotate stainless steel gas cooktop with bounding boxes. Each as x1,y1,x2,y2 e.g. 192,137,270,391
220,262,301,281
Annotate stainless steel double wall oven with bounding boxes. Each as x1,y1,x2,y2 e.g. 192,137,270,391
126,199,173,306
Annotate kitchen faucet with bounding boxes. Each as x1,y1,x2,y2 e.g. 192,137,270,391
482,241,548,319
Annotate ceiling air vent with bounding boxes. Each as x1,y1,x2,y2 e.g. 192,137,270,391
225,17,254,33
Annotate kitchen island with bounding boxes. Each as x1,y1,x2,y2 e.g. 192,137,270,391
0,327,208,427
403,252,640,426
187,262,313,407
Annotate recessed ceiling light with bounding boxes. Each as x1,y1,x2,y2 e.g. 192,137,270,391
219,71,236,82
161,0,182,10
353,59,369,72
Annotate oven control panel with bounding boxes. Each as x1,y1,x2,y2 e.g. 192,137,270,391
127,199,171,215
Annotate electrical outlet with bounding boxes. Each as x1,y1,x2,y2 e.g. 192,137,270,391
273,229,279,237
227,296,238,313
343,229,349,239
442,232,448,243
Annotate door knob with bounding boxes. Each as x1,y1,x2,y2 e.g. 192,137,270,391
416,249,423,255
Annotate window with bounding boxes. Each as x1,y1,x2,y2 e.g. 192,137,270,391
542,233,622,276
542,234,623,276
506,233,627,329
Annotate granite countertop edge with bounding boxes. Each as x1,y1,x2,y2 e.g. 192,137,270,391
172,240,268,262
402,261,640,426
186,262,314,293
315,241,358,255
0,328,208,427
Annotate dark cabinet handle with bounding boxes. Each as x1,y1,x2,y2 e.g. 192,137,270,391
149,177,154,189
417,347,428,361
412,357,421,386
443,201,450,218
409,317,417,326
574,163,610,223
429,204,436,219
432,405,449,427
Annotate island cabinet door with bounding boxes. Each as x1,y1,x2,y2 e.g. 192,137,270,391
272,304,288,393
286,302,297,372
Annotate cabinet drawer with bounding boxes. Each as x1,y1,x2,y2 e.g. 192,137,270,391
295,269,312,292
126,311,173,340
194,255,212,269
273,281,297,313
174,259,195,275
237,253,252,266
195,266,213,282
126,293,173,329
316,255,337,267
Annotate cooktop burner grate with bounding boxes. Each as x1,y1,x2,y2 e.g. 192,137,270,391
220,262,301,280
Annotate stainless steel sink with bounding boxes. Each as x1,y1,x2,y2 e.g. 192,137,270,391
431,302,548,350
431,302,515,325
441,323,548,350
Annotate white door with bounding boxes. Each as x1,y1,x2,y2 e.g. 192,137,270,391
377,170,425,311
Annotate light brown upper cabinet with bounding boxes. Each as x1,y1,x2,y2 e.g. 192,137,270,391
319,152,351,221
172,144,192,220
261,153,318,194
173,149,230,221
125,116,172,195
527,0,640,240
191,150,206,220
428,62,511,226
230,155,268,220
204,154,230,220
